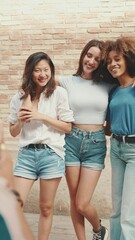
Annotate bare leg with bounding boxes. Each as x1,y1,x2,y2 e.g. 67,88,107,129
66,166,86,240
38,177,61,240
16,203,35,240
13,176,35,239
76,167,101,232
14,176,35,203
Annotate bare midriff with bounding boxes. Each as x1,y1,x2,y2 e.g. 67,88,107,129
73,124,104,131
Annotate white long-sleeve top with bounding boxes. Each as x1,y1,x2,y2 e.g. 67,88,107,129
9,86,74,159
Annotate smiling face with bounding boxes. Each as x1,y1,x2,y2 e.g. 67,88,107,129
32,59,51,91
106,50,128,80
82,46,101,79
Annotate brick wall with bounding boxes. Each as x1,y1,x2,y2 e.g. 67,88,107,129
0,0,135,150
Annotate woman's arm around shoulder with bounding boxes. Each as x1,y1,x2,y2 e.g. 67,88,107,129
20,87,74,134
42,86,74,133
55,75,72,89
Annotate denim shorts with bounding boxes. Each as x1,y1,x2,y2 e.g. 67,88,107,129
64,127,106,170
14,145,65,180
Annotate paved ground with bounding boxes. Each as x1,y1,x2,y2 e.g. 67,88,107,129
25,213,110,240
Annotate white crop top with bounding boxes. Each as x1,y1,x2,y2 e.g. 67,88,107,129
59,75,113,124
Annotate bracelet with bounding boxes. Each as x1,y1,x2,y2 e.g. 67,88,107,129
11,190,24,208
0,143,6,150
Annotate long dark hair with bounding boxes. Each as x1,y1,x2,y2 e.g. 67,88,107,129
74,39,104,81
21,52,56,100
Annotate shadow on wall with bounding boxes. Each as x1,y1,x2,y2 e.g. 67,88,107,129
10,138,112,218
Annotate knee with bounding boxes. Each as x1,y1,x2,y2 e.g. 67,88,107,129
70,196,84,214
39,202,53,217
70,195,88,215
75,199,87,215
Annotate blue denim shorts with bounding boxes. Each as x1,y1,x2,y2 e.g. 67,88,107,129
14,145,65,180
65,127,106,170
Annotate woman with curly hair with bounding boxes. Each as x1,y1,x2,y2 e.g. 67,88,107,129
102,36,135,240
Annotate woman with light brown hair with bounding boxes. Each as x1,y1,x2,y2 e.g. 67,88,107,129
56,39,118,240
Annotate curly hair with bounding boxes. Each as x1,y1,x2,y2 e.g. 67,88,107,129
20,52,56,100
101,37,135,82
74,39,104,81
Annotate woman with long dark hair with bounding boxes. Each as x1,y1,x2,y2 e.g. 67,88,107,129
9,52,74,240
